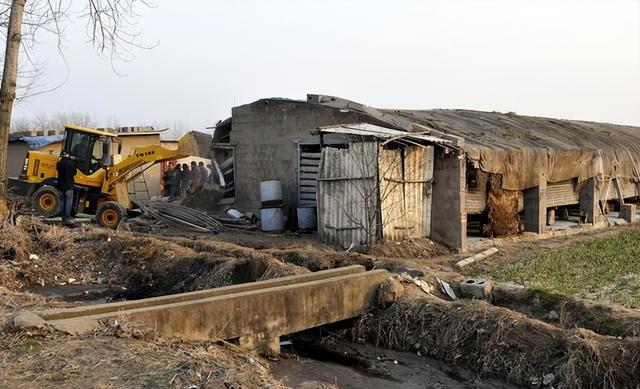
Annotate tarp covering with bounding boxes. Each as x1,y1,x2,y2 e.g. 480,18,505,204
22,135,64,150
379,110,640,191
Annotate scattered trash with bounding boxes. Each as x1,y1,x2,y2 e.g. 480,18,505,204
436,278,457,300
246,356,256,365
543,373,555,385
29,254,39,261
396,273,434,295
226,208,243,219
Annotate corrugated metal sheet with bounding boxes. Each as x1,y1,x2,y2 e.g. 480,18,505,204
546,179,579,207
316,123,453,146
317,143,379,248
379,146,433,240
466,190,487,214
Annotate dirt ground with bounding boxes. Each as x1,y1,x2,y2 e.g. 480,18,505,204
2,214,640,388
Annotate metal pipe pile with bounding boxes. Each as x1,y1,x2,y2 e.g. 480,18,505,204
139,202,224,233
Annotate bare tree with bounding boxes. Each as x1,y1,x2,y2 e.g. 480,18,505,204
320,137,433,250
11,111,96,133
0,0,154,200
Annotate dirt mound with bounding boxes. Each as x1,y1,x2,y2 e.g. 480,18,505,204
0,222,308,299
355,289,640,388
492,284,640,338
72,231,307,298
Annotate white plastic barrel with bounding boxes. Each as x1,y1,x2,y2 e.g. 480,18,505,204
260,207,285,232
297,206,317,231
260,180,283,206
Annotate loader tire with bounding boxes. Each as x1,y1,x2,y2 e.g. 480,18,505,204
32,185,62,218
97,201,127,229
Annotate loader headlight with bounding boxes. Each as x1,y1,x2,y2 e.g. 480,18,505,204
21,157,29,175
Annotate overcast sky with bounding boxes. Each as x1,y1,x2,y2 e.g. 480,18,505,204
10,0,640,132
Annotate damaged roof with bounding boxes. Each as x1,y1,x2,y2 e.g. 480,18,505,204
309,95,640,191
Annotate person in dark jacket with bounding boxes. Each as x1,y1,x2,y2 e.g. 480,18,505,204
198,161,209,189
163,163,177,198
56,151,77,223
180,163,191,197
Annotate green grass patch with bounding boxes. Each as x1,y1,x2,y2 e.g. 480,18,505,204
487,230,640,307
20,338,41,352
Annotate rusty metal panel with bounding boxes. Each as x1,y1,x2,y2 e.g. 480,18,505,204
379,145,433,241
546,179,579,207
317,142,378,249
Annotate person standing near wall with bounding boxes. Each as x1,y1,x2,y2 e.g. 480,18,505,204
189,161,200,193
172,164,182,199
180,163,190,197
198,161,209,189
163,162,176,198
56,151,77,224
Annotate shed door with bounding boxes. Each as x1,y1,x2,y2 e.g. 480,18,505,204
317,142,379,249
379,145,434,240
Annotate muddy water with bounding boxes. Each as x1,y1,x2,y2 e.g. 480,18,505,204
25,283,128,303
274,342,521,389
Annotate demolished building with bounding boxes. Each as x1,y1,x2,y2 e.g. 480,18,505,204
211,94,640,251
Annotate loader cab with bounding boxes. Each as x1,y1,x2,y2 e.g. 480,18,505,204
61,126,117,175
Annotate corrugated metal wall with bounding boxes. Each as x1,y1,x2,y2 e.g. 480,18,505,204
317,142,379,248
546,179,580,207
379,146,434,240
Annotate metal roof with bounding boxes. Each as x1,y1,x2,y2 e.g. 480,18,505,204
314,123,453,148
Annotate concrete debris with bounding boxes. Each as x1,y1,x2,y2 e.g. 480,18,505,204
396,273,434,295
458,278,494,300
436,278,457,300
455,247,499,268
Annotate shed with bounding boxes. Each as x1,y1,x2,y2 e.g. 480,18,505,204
315,123,453,249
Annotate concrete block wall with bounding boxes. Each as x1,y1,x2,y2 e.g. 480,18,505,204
230,100,378,213
431,149,467,251
580,177,601,224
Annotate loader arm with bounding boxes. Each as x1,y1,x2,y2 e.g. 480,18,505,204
102,145,187,193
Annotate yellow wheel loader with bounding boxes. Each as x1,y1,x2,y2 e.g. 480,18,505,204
10,125,201,229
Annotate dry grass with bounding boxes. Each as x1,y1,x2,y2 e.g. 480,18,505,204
0,331,284,389
355,287,640,389
370,238,449,259
485,174,521,236
37,225,74,251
